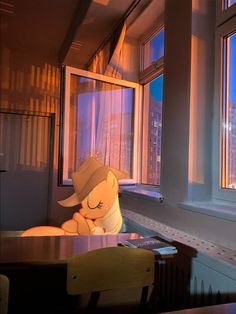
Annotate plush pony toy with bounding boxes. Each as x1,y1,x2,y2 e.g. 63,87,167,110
21,157,127,236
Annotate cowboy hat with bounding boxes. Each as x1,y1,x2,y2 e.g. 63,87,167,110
58,157,128,207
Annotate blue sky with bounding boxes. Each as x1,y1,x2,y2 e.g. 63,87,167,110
149,34,236,105
149,29,164,103
150,74,163,103
148,28,236,105
230,33,236,104
150,28,164,63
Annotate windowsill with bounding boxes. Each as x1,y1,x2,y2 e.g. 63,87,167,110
119,184,164,202
179,201,236,222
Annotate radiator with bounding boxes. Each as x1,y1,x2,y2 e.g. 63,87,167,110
122,209,236,312
154,256,235,312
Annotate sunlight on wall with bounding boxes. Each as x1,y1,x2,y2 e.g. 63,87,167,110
189,35,205,185
189,0,211,186
119,38,139,81
0,48,61,168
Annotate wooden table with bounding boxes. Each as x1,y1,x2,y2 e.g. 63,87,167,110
0,233,140,267
161,302,236,314
0,233,143,314
0,233,176,314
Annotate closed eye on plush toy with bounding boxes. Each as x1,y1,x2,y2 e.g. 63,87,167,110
87,200,103,209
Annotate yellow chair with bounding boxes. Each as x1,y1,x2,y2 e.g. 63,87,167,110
67,246,155,313
0,274,9,314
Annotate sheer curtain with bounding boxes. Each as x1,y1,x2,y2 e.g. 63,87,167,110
67,22,134,178
84,22,132,174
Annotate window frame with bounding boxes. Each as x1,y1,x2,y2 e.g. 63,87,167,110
216,0,236,26
213,14,236,202
59,66,142,186
139,24,164,186
139,24,164,85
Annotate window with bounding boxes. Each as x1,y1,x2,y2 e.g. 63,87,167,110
224,0,236,10
214,3,236,201
140,27,164,186
59,66,141,185
217,0,236,26
60,26,164,188
142,75,163,185
222,31,236,189
142,28,164,70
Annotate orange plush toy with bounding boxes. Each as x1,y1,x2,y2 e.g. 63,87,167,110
21,157,127,236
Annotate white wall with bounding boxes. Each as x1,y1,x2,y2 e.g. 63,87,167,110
160,0,215,205
121,0,236,250
160,0,192,205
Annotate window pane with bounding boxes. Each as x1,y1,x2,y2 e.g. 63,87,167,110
66,74,134,180
142,75,163,185
222,32,236,188
143,28,164,70
224,0,236,10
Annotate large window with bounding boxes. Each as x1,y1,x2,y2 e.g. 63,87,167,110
142,75,163,185
60,27,164,187
222,32,236,189
60,67,141,185
140,27,164,186
214,2,236,200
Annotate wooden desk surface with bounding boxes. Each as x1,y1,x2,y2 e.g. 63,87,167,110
161,302,236,314
0,233,140,267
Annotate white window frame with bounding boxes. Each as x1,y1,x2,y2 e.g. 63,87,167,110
139,24,164,186
60,66,142,186
213,13,236,202
140,23,164,84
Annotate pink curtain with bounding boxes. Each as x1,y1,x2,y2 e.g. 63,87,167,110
82,22,132,175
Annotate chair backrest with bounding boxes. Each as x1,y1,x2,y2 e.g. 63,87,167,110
67,246,155,295
0,274,10,314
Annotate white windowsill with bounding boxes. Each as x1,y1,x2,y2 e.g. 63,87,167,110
179,201,236,222
119,184,164,202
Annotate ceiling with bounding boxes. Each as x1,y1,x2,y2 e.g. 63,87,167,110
0,0,164,68
0,0,79,59
0,0,135,66
64,0,136,68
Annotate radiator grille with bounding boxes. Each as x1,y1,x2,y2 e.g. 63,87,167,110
122,208,236,312
122,209,236,265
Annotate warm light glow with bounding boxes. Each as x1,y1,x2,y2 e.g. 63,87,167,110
21,226,65,237
192,0,208,13
0,50,60,170
93,0,110,6
119,40,135,73
189,33,206,185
